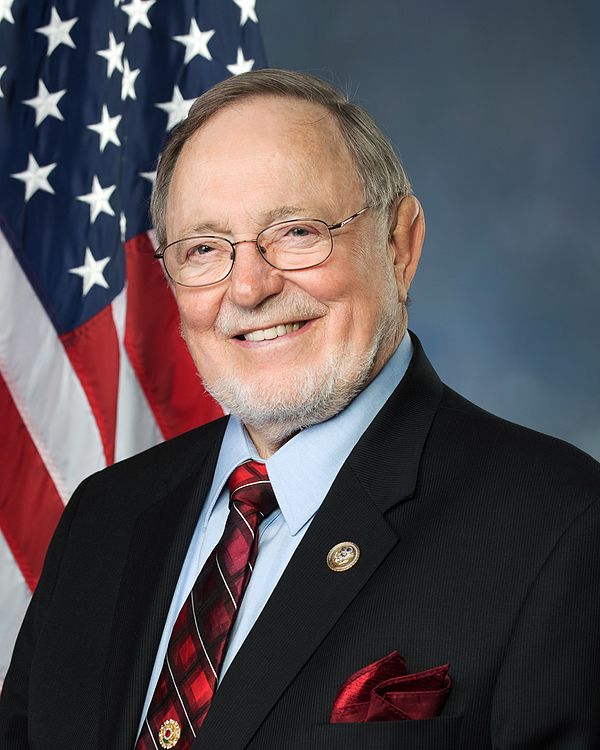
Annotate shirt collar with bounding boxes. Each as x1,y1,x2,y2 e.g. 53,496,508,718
211,333,413,535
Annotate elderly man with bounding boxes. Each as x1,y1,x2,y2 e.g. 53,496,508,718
1,69,599,750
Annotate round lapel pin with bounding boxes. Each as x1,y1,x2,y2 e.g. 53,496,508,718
158,718,181,748
327,541,360,572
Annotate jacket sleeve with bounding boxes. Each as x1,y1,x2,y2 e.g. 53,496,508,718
0,477,90,748
490,497,600,749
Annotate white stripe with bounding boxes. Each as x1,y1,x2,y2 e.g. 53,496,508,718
190,592,218,679
144,718,160,750
166,657,196,737
111,286,163,461
0,532,31,686
232,502,255,538
0,229,105,502
216,555,237,609
230,479,271,498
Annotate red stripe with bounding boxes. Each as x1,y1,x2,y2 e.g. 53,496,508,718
0,374,64,591
124,233,222,439
60,305,120,465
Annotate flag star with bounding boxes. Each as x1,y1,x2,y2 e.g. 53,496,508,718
35,7,77,57
87,105,121,152
173,19,215,63
0,66,6,97
156,85,195,130
77,176,116,223
22,79,66,126
97,32,124,77
233,0,258,25
226,47,255,76
121,58,140,100
121,0,156,33
68,247,110,296
140,170,156,184
0,0,14,24
11,154,56,201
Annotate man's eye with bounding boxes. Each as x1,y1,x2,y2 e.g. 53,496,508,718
189,244,215,256
287,225,315,238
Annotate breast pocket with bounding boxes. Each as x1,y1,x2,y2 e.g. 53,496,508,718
310,715,463,749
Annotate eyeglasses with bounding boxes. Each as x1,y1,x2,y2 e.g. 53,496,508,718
154,206,370,288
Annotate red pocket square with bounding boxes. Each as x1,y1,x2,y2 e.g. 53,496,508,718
330,651,451,723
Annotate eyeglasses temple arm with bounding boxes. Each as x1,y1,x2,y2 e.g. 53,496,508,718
328,206,370,231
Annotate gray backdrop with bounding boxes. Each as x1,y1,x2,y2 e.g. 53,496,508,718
257,0,600,459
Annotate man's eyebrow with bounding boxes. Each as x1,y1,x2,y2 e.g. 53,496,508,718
183,206,311,237
262,205,309,224
185,219,230,235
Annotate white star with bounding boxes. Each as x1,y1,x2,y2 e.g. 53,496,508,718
77,175,116,223
156,85,195,130
140,170,156,184
226,47,255,76
0,66,6,97
97,32,124,78
0,0,14,24
121,58,140,100
173,19,215,63
11,154,56,201
87,105,121,152
35,7,77,57
121,0,156,33
68,247,110,296
22,79,66,126
233,0,258,25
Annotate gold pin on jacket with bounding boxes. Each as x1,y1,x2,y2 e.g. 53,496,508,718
327,541,360,572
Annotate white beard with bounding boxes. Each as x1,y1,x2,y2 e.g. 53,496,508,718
201,269,404,448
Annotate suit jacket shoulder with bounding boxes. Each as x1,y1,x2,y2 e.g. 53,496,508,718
80,413,229,512
434,381,600,518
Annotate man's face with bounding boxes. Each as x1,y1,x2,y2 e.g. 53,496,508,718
166,96,405,454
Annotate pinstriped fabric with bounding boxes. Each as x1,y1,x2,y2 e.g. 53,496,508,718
136,460,276,750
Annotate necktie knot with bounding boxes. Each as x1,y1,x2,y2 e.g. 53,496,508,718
228,459,277,518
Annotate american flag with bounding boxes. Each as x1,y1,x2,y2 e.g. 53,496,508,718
0,0,266,680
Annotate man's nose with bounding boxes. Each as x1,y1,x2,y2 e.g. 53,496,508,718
227,240,285,309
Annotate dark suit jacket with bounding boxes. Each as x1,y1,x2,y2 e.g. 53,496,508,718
1,335,599,749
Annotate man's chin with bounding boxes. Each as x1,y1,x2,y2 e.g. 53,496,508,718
203,379,344,442
201,349,378,452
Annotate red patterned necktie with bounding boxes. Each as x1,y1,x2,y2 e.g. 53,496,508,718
135,460,277,750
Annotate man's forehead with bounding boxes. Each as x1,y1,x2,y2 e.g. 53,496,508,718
186,94,346,155
166,94,363,238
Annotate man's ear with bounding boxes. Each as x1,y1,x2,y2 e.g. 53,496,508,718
387,195,425,299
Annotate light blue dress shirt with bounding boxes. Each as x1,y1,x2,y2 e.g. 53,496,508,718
137,333,413,732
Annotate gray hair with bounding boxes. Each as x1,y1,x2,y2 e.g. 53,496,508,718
151,68,412,246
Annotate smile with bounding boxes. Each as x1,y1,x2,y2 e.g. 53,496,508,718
240,321,306,342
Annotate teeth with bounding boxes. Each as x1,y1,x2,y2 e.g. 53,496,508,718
244,321,303,341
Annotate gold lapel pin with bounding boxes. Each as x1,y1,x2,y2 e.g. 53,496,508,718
327,541,360,572
158,718,181,748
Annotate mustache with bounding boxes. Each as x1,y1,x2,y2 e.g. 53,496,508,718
215,288,327,337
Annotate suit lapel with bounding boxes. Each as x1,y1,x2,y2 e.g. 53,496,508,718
99,419,227,750
194,334,444,750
